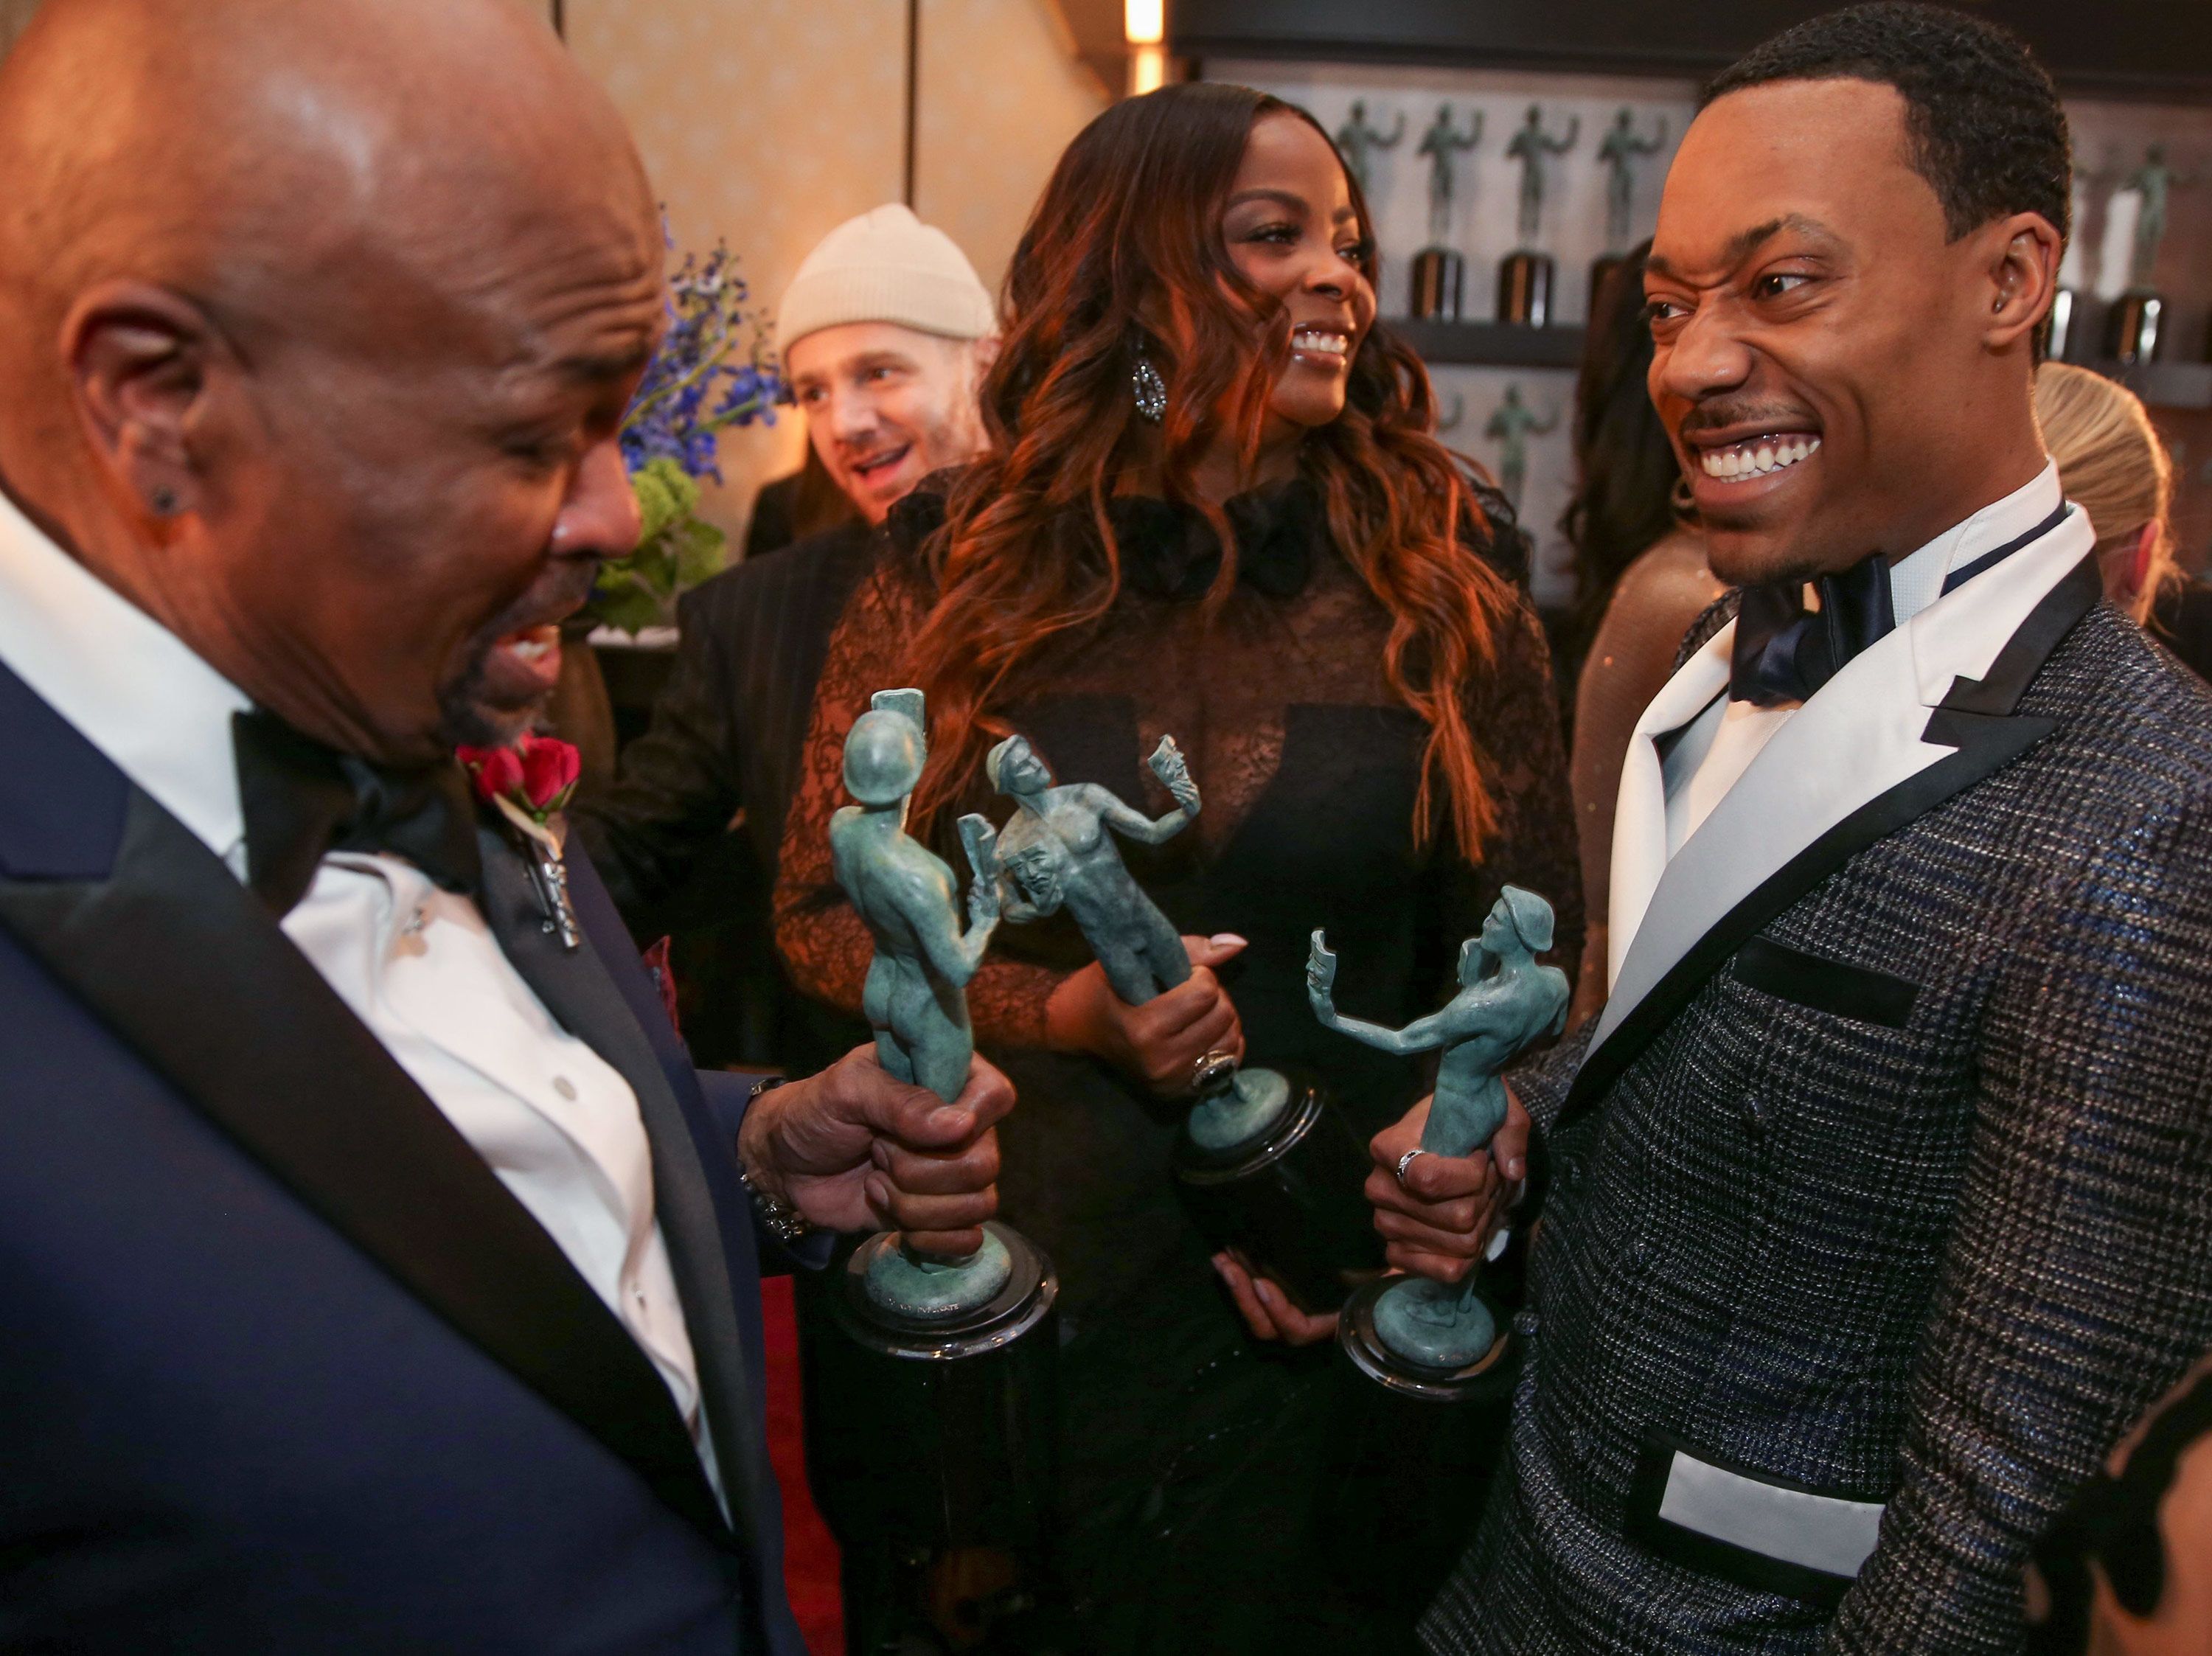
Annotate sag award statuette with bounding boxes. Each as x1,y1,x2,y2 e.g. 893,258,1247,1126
987,731,1378,1309
815,689,1059,1568
1409,104,1482,321
1310,886,1568,1400
2104,145,2197,364
1590,106,1666,307
1498,104,1579,327
1485,383,1559,515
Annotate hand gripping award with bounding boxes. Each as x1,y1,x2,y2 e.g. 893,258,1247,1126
1310,886,1568,1400
813,689,1059,1565
986,730,1379,1310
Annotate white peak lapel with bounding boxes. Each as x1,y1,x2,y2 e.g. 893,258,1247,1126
1607,625,1733,992
1581,505,2097,1077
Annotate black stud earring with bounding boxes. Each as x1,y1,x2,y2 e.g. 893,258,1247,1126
148,486,179,516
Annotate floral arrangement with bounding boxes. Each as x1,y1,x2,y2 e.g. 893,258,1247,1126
585,234,786,636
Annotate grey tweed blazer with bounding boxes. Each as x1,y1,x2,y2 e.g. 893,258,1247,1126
1425,554,2212,1655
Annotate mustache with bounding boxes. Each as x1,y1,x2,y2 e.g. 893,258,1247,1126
1677,399,1817,436
470,556,603,645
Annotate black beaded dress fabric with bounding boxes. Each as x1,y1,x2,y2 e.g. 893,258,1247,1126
776,476,1582,1652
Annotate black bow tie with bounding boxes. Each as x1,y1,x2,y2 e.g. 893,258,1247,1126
233,709,482,918
1728,501,2068,708
1729,554,1896,708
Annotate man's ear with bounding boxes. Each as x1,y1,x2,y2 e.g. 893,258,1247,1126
1982,211,2064,353
60,280,223,523
971,333,1003,378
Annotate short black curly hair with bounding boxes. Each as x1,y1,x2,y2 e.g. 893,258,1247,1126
1702,2,2071,245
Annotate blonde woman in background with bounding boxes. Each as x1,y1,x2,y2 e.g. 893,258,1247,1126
2034,362,2178,622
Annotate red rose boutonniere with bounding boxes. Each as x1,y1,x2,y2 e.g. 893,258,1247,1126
457,731,583,949
459,730,580,830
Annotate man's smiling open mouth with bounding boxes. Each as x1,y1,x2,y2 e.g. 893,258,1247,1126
1697,432,1822,480
849,443,912,483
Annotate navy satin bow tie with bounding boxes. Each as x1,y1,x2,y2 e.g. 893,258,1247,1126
1728,502,2068,708
234,709,482,918
1729,555,1896,708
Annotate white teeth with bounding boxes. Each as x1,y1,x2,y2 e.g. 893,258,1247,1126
1700,434,1821,479
509,639,551,662
1293,329,1348,355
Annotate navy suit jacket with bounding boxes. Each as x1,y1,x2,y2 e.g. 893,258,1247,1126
0,658,807,1655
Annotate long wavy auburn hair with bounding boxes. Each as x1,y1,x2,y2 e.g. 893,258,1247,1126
902,82,1521,862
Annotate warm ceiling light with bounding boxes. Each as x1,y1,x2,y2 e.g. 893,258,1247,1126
1125,0,1164,46
1129,41,1166,94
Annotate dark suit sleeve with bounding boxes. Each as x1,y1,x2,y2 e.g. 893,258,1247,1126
1509,1020,1595,1140
1826,787,2212,1654
571,580,745,930
694,1068,835,1275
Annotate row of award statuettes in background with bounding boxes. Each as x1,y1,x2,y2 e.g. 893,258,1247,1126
1335,97,1668,328
1342,93,2201,364
809,687,1571,1582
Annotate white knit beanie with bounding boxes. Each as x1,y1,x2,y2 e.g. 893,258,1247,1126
776,204,996,352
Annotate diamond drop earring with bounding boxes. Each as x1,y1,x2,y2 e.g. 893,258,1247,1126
1130,352,1167,424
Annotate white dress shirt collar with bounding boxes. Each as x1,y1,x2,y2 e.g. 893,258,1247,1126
1885,459,2062,628
0,482,251,871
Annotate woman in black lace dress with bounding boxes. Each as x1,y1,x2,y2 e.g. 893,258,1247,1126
776,83,1580,1654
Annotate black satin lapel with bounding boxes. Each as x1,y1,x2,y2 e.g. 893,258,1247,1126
474,827,768,1559
1939,552,2104,717
1559,549,2101,1132
0,791,731,1547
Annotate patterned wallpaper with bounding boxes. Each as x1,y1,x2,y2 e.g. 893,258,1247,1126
564,0,1107,542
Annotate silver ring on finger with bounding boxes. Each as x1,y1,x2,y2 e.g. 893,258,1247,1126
1189,1048,1239,1095
1395,1147,1428,1186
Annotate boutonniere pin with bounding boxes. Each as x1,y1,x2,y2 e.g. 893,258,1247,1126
457,732,583,951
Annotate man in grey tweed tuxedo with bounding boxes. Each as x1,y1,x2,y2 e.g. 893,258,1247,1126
1364,7,2212,1652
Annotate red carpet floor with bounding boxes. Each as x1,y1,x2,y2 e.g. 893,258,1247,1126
761,1273,845,1654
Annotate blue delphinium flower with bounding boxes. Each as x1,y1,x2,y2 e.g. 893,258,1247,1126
594,232,788,633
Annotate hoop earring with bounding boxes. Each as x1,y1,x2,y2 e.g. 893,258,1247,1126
1669,473,1696,517
1130,352,1167,424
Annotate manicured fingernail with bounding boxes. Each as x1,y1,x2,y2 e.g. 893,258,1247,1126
1212,933,1246,947
1256,1279,1277,1305
1211,1256,1231,1281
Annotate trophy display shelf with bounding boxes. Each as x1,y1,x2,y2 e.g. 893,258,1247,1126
2101,358,2212,411
1391,317,1585,370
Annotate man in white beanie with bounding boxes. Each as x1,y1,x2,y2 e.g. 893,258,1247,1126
574,205,996,1062
779,203,998,527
